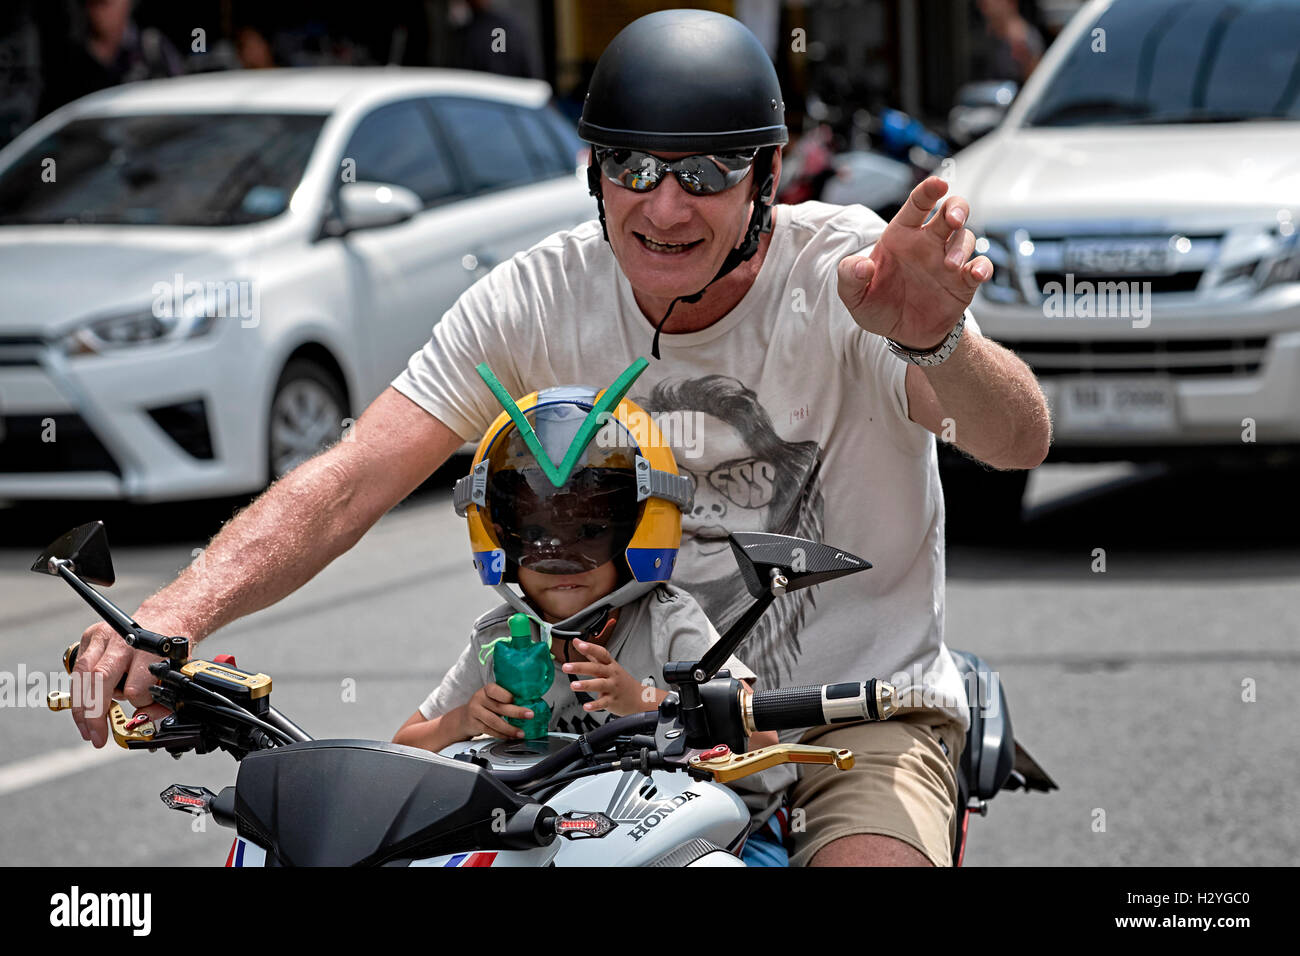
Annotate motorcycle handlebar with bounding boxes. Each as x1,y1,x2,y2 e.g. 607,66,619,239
64,641,126,693
746,679,897,733
490,710,659,786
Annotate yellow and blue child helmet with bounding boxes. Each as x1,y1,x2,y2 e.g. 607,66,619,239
453,360,693,609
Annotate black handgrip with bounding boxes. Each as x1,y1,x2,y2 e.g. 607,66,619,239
750,684,831,731
750,681,880,732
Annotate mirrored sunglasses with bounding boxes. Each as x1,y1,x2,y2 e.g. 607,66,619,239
596,147,758,196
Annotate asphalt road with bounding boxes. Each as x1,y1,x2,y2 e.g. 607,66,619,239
1,460,1297,866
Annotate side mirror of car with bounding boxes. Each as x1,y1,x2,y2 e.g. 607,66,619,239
948,80,1019,147
335,181,423,233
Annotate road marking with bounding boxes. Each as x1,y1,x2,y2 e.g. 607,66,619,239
0,742,127,797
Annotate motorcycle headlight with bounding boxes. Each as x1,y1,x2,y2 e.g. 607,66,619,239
61,281,244,355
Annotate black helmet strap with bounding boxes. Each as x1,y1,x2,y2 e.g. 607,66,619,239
587,160,610,242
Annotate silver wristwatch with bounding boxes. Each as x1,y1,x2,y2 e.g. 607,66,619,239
885,313,966,367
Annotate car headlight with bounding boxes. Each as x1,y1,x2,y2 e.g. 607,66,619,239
63,308,217,355
1257,223,1300,291
61,281,247,355
974,233,1024,304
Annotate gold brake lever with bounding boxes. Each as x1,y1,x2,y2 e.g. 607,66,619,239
46,692,155,749
689,743,855,783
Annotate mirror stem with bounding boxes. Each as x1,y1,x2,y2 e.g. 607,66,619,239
695,590,776,683
51,559,139,641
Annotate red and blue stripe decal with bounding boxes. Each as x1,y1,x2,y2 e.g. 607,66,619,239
224,839,245,867
443,851,498,867
224,838,266,867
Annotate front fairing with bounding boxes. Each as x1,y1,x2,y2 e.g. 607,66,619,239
224,734,751,867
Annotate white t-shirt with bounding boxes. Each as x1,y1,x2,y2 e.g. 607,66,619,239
395,201,972,736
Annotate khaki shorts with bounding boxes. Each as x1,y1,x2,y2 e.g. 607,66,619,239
786,711,966,867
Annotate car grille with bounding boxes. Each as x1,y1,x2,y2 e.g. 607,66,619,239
1033,271,1204,296
0,413,121,474
999,337,1269,377
0,335,46,367
982,227,1227,303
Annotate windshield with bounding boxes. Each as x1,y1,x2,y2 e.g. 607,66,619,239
1025,0,1300,127
0,113,326,226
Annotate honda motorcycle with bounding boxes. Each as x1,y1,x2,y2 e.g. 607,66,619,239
37,522,1054,866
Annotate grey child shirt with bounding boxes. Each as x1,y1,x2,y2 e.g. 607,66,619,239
418,583,754,735
417,583,783,827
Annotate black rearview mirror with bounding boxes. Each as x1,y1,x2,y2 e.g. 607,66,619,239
727,531,870,599
30,521,115,586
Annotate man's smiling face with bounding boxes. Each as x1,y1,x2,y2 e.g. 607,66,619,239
599,150,778,303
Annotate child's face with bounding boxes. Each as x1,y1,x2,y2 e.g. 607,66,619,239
517,561,619,623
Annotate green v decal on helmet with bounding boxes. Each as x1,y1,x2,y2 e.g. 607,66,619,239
474,357,649,488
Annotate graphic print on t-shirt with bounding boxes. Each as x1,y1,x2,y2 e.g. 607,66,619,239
638,375,825,689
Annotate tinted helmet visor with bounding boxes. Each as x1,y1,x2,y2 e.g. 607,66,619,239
485,406,642,576
489,467,640,575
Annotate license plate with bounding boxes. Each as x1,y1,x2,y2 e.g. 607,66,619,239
1052,378,1177,433
1062,238,1170,275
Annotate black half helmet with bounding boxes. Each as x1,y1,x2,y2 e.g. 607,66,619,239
579,11,789,360
578,9,788,154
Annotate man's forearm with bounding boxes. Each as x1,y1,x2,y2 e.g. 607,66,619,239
134,448,383,643
922,331,1051,470
130,387,464,643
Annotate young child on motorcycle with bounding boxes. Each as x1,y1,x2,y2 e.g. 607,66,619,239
393,363,787,864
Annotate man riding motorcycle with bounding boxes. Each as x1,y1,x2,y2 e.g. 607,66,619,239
71,9,1050,867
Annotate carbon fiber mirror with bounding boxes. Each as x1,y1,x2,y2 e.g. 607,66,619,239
727,531,870,598
30,521,115,586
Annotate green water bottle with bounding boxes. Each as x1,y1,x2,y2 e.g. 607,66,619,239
493,613,553,739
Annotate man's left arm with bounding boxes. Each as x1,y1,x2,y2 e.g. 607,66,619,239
837,176,1051,470
904,331,1051,470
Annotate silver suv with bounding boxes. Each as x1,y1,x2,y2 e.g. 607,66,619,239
950,0,1300,513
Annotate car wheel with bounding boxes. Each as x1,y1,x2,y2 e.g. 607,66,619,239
267,358,347,482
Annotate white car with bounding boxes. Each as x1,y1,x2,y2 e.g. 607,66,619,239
951,0,1300,489
0,68,592,501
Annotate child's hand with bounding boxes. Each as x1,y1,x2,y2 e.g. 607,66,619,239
460,683,533,739
563,639,663,717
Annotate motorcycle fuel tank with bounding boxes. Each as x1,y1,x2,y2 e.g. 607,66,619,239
430,734,751,866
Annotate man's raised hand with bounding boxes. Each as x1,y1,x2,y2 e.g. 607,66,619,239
837,176,993,349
